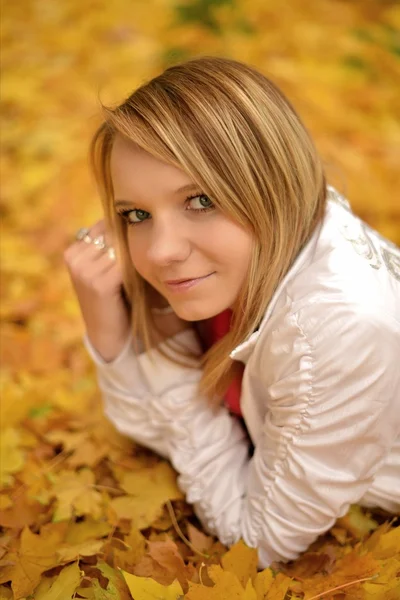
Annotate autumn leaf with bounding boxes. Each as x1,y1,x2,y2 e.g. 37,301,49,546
0,429,25,487
144,538,195,590
33,561,82,600
368,526,400,560
186,563,247,599
0,526,64,599
120,571,184,599
335,504,379,540
253,568,274,598
56,538,105,562
110,462,184,529
187,523,213,554
64,517,112,544
263,572,293,600
300,549,380,598
50,468,103,522
77,559,132,599
221,539,258,588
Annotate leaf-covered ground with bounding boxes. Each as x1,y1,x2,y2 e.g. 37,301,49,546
1,1,399,598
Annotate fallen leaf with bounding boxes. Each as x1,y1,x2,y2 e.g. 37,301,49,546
51,468,103,522
0,526,63,599
221,539,258,588
120,571,184,599
0,429,25,487
33,561,82,600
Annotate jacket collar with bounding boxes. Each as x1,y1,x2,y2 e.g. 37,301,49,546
229,189,336,363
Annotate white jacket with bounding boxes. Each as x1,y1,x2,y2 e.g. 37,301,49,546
83,186,400,568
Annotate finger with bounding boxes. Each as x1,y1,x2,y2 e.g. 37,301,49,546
66,242,113,273
102,260,124,286
89,219,114,247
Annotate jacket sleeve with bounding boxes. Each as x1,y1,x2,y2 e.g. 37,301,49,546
245,298,400,566
82,301,400,569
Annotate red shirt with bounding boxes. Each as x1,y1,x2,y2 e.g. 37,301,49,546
199,309,244,416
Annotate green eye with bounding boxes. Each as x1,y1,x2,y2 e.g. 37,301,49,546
118,192,215,227
124,209,150,223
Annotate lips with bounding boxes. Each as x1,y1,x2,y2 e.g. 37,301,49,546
165,275,209,284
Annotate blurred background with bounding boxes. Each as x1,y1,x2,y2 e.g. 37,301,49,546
1,0,399,415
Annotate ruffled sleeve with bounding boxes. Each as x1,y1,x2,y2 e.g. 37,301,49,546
244,298,400,565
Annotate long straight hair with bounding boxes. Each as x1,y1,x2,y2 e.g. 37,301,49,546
89,56,327,405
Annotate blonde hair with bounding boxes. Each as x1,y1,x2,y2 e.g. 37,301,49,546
89,55,327,405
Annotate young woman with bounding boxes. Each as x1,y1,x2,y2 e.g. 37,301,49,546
64,56,400,568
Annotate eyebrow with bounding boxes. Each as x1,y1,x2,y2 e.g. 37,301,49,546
114,183,200,209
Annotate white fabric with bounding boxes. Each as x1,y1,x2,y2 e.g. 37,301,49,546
83,186,400,568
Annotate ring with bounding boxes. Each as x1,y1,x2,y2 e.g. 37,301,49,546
107,247,116,261
75,227,91,241
92,235,106,250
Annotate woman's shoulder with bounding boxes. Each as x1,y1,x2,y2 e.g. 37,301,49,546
232,188,399,364
284,187,400,325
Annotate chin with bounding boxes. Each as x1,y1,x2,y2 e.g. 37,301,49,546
173,302,229,322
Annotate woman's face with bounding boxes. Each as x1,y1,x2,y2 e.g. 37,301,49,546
110,134,254,321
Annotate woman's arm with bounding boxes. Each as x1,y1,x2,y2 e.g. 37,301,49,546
83,300,400,568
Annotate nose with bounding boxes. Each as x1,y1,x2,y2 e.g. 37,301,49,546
146,220,191,267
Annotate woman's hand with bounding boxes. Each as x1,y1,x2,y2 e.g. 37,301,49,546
64,219,131,362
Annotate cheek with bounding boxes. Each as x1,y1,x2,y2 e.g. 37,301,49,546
213,224,253,271
126,235,147,276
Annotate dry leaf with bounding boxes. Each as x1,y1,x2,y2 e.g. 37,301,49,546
221,539,258,589
120,571,184,599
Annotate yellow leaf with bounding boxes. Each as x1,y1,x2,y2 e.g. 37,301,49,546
64,517,112,544
0,526,63,599
44,430,88,452
301,550,379,598
369,527,400,560
221,539,258,588
56,539,105,562
0,428,25,487
120,571,183,599
0,584,13,599
244,579,257,600
363,581,400,599
207,564,247,598
111,462,183,529
335,504,378,539
51,468,103,522
265,573,292,600
0,496,13,510
34,562,82,600
254,568,274,599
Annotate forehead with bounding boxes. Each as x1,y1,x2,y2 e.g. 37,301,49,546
110,135,193,198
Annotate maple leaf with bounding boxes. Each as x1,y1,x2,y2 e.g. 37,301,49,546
335,504,379,540
78,560,132,599
221,539,258,589
56,539,105,562
145,538,195,591
0,526,63,599
121,571,184,599
299,549,380,598
187,523,213,554
186,564,247,599
32,561,83,600
0,428,25,487
105,527,147,572
50,468,103,522
64,517,112,545
253,568,274,598
110,461,184,529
